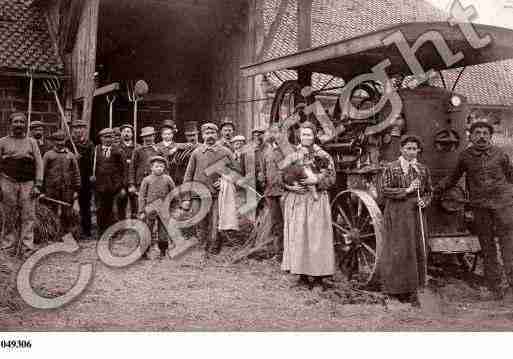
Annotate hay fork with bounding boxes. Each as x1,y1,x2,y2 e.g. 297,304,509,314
43,78,78,156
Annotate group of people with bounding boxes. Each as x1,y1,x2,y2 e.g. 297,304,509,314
2,110,513,303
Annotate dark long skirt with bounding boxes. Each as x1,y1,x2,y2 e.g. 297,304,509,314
381,197,427,294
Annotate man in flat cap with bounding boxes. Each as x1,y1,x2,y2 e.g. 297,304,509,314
43,130,81,237
68,119,95,238
437,118,513,301
156,120,179,180
218,118,235,152
116,124,139,219
183,122,239,255
0,112,43,254
128,127,160,215
29,120,52,156
93,128,126,235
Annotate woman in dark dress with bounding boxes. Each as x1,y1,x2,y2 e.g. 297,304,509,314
380,135,433,305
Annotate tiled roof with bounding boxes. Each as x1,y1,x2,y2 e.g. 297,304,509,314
0,0,64,74
263,0,513,106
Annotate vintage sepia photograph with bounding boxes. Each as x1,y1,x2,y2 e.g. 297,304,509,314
1,0,513,348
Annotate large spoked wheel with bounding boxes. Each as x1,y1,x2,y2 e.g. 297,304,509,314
331,189,384,287
270,80,304,125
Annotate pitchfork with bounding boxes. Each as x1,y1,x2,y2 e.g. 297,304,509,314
127,79,149,145
43,78,79,157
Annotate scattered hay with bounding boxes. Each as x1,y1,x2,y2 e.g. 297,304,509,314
0,201,80,245
0,252,23,313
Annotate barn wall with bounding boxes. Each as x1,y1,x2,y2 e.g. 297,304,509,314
209,2,255,137
0,76,60,137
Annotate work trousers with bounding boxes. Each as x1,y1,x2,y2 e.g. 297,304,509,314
473,205,513,291
0,176,35,250
143,212,170,255
116,191,138,220
192,197,221,253
79,183,92,237
96,191,117,236
266,195,283,254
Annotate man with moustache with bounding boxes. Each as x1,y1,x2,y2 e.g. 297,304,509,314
0,112,43,253
182,123,237,255
217,118,235,152
156,120,179,181
117,124,139,219
68,120,95,238
128,127,159,213
184,122,200,145
29,121,52,156
437,119,513,300
93,128,126,235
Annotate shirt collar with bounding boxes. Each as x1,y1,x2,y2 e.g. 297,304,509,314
399,156,419,174
202,143,219,153
469,145,493,157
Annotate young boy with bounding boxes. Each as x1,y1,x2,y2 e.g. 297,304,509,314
138,155,175,259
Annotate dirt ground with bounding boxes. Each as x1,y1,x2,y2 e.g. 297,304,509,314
1,233,513,331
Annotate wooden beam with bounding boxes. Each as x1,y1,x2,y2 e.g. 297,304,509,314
297,0,312,87
93,82,120,97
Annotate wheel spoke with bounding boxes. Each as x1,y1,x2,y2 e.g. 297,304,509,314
333,221,350,235
358,216,371,231
361,242,376,258
336,204,353,228
358,248,371,275
359,233,376,239
345,197,356,226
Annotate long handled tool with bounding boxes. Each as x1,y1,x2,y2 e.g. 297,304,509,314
26,70,34,137
107,94,117,129
127,80,149,145
416,186,441,313
43,78,79,156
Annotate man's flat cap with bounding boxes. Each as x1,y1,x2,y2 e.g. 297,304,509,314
51,130,67,141
201,123,218,132
98,128,113,137
29,121,44,128
149,155,168,166
70,120,88,128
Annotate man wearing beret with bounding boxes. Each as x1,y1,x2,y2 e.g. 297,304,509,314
29,120,52,156
183,123,239,255
0,112,43,253
93,128,126,235
68,119,95,238
437,119,513,301
117,124,139,219
43,130,81,237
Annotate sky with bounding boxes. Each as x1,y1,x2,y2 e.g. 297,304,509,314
428,0,513,29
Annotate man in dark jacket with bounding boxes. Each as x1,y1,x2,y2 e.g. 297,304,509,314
117,124,139,219
69,120,95,238
128,127,159,203
92,128,126,235
43,130,81,236
438,119,513,300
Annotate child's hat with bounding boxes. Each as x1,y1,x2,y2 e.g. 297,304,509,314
149,155,168,166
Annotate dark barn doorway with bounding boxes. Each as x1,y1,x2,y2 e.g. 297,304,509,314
93,0,220,142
